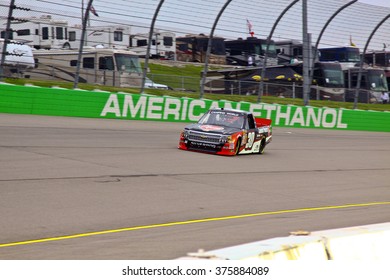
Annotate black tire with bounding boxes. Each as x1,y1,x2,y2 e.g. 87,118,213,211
62,43,71,49
258,137,266,154
234,138,241,155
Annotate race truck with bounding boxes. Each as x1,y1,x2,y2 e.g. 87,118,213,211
178,108,272,156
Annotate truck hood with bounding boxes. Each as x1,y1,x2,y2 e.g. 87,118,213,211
185,123,240,135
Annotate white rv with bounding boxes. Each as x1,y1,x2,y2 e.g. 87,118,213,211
25,47,144,88
1,15,72,50
129,30,176,59
68,25,132,50
0,39,34,77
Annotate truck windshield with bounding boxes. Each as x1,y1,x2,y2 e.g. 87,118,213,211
198,111,244,129
115,54,141,73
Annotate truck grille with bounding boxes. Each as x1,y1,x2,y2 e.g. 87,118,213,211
188,131,221,144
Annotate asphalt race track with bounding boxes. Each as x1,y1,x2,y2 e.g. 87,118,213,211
0,113,389,259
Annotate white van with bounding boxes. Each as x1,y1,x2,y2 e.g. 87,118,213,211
144,77,169,89
0,39,34,77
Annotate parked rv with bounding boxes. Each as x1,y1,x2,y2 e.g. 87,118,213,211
365,51,390,86
176,34,226,64
317,46,388,103
202,61,345,101
1,15,72,50
225,37,278,67
275,39,304,65
24,47,143,88
68,25,132,49
344,67,388,103
318,46,360,70
129,30,176,59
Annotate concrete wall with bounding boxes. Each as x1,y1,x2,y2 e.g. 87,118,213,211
180,223,390,260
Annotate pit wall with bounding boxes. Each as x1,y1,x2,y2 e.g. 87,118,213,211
180,222,390,260
1,83,390,132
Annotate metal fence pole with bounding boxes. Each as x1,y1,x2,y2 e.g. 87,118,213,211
302,0,311,106
200,0,233,99
74,0,94,89
258,0,300,103
310,0,357,89
0,0,16,80
293,82,296,98
140,0,165,94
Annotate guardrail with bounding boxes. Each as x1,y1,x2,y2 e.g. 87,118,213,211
178,222,390,260
1,83,390,132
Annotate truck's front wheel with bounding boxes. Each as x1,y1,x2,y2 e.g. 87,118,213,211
258,137,266,154
234,138,241,155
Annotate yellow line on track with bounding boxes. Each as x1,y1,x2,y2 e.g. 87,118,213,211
1,201,389,248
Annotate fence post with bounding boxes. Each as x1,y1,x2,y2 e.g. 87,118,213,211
200,0,234,98
293,82,296,99
74,0,94,89
0,0,16,80
258,0,300,103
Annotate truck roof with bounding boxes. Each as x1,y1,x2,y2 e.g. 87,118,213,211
210,108,250,115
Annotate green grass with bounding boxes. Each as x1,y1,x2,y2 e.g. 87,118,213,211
3,61,390,112
147,63,204,77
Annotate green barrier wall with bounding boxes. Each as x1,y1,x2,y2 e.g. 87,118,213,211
1,84,390,132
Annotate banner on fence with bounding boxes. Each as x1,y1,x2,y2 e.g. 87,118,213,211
1,84,389,132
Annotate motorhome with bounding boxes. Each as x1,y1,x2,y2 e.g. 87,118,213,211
0,39,34,77
344,66,388,103
202,61,346,101
225,37,278,67
364,51,390,85
318,46,360,70
24,47,143,88
129,30,176,59
275,39,304,65
316,46,388,103
176,34,226,64
68,25,132,49
0,15,133,51
1,15,72,50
